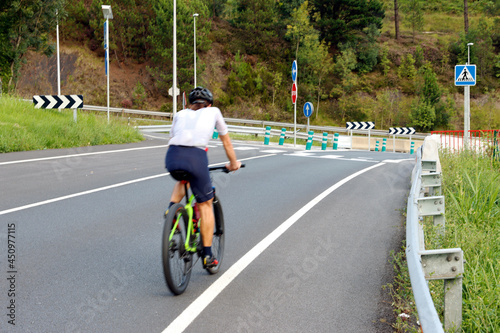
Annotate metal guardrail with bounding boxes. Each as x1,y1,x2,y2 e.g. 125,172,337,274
136,124,327,142
22,99,429,142
407,139,464,333
79,104,429,139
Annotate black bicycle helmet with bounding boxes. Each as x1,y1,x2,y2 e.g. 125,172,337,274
188,86,213,105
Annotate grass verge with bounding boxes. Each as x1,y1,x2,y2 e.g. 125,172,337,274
0,95,144,153
385,151,500,332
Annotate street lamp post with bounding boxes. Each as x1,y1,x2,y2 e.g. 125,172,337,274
173,0,177,116
56,10,61,99
464,42,473,149
193,13,199,87
102,5,113,123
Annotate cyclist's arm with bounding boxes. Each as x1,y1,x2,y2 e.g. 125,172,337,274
219,133,241,171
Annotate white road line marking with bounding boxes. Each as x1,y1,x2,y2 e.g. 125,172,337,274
0,145,169,166
0,154,275,216
161,162,386,333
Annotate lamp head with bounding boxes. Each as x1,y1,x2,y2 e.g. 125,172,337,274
102,5,113,20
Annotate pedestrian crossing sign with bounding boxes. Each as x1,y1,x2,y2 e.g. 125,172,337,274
455,65,476,86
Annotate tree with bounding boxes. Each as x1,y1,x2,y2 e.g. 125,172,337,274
411,100,435,131
309,0,384,48
415,64,449,129
401,0,424,43
286,1,315,61
286,1,334,116
394,0,400,40
464,0,469,34
148,0,211,96
0,0,66,92
224,0,278,55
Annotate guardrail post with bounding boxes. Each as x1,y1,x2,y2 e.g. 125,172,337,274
417,196,445,229
422,172,442,196
421,249,464,332
321,132,328,150
264,126,271,145
382,138,387,152
306,131,314,150
410,141,415,154
279,128,286,145
212,127,218,139
375,140,379,152
332,133,339,150
422,160,437,173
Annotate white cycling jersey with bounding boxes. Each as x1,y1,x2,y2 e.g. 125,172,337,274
168,106,229,148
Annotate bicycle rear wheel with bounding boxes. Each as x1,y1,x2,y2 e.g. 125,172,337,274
162,203,192,295
206,195,225,274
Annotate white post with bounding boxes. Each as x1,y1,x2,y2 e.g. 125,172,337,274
106,17,110,123
173,0,177,116
56,10,61,98
102,5,113,123
193,13,198,87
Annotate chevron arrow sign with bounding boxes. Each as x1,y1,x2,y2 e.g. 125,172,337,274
346,121,375,130
33,95,84,109
389,127,415,135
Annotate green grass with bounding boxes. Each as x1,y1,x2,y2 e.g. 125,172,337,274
387,150,500,332
0,95,144,153
436,151,500,332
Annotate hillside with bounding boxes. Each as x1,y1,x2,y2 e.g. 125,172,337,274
13,2,500,131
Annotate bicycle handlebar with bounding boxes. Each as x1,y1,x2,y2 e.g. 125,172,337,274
209,164,245,173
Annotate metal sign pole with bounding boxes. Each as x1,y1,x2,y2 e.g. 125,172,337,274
294,102,297,147
464,85,470,149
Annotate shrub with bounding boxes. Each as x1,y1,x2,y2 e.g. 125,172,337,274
121,99,133,108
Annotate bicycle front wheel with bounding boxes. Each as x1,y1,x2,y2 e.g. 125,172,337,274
162,203,192,295
206,195,225,274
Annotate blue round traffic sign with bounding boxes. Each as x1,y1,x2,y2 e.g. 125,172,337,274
303,102,313,118
292,60,297,82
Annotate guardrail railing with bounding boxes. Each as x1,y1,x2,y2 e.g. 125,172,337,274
407,137,464,333
78,103,428,139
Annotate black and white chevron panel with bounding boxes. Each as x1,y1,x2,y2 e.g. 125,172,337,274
33,95,84,109
346,121,375,130
389,127,415,135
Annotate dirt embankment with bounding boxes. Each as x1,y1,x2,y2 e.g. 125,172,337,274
17,44,167,110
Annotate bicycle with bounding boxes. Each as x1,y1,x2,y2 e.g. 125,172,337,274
162,165,244,295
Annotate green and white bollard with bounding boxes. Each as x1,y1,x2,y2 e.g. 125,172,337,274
410,141,415,154
321,132,328,150
279,128,286,145
382,138,387,152
264,126,271,145
212,127,218,139
306,131,314,150
375,140,379,152
333,133,339,150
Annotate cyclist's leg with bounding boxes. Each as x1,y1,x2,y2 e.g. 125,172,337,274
198,198,215,247
169,181,187,205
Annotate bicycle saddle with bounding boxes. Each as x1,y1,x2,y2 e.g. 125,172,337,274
170,170,192,182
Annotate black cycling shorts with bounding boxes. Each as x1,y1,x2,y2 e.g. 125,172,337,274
165,145,214,203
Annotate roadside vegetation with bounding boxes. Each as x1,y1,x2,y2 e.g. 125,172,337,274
2,0,499,131
0,95,143,153
386,149,500,332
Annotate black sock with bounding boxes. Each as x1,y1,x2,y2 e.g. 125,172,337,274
204,247,212,257
168,201,176,208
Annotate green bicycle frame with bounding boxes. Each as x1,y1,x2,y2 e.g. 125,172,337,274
168,193,199,252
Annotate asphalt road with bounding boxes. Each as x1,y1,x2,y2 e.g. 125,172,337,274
0,135,414,332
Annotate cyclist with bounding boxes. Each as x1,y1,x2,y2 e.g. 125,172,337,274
165,86,241,268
